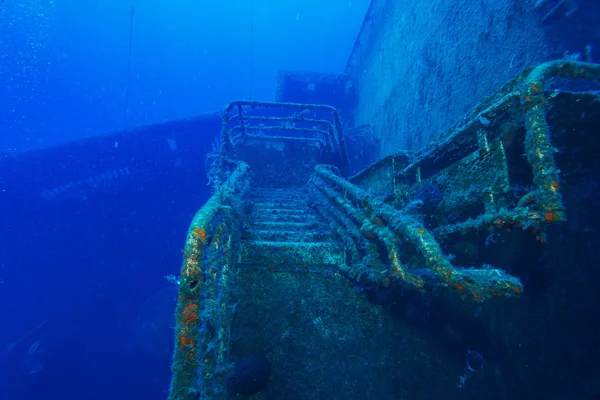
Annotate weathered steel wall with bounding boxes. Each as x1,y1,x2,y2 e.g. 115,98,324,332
345,0,548,153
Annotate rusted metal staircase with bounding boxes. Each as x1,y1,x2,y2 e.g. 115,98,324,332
239,187,344,269
168,60,600,399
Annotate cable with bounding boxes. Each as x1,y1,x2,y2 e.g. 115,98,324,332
125,5,135,129
249,0,254,100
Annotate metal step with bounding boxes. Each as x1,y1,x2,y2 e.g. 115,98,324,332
250,200,309,210
250,187,306,195
239,240,344,266
249,208,314,218
242,228,333,242
248,221,324,231
247,211,317,224
242,187,340,267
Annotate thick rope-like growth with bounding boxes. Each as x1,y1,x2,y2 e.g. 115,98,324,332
310,164,523,301
169,160,250,400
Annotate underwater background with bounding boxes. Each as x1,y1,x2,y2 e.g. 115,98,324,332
0,1,368,399
0,0,366,152
1,0,600,399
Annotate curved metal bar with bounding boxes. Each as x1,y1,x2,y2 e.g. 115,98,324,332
522,60,600,223
169,161,251,400
313,164,523,301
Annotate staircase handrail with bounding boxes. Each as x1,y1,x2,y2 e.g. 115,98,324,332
169,160,251,400
310,164,523,302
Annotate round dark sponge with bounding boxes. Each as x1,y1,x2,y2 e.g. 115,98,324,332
232,354,271,396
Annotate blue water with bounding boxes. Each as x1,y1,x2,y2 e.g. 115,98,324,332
0,0,367,152
2,0,600,399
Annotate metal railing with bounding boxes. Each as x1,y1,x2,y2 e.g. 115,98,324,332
220,100,350,176
309,164,524,301
169,160,251,400
398,60,600,238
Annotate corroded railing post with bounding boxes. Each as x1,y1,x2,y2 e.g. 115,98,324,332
522,60,600,223
169,160,250,400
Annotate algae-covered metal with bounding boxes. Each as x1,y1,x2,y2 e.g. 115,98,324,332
169,160,250,400
219,100,349,186
169,61,600,398
338,60,600,300
310,164,523,301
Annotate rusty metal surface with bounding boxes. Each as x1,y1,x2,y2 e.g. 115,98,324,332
169,160,250,400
